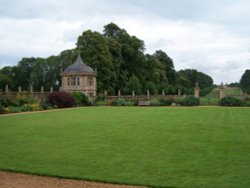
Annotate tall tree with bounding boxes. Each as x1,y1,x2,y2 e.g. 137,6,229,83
240,70,250,94
77,30,116,94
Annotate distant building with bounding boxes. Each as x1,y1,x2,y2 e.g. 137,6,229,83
61,54,97,98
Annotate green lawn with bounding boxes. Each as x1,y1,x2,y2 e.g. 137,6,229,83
0,107,250,188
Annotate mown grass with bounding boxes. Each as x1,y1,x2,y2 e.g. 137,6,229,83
0,107,250,188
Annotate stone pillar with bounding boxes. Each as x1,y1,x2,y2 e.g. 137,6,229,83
132,90,135,98
162,90,165,96
240,89,243,95
18,86,22,93
219,82,225,99
104,90,107,97
50,86,53,93
194,82,200,98
41,86,44,93
118,90,121,97
5,85,9,93
30,84,33,93
147,90,150,99
178,89,181,96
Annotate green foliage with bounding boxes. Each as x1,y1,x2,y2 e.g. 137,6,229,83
124,75,142,95
200,85,216,97
159,98,172,106
111,98,134,106
219,96,243,106
182,96,200,106
144,82,158,95
177,69,213,95
0,74,12,91
0,96,19,107
72,92,89,106
0,102,4,114
240,70,250,94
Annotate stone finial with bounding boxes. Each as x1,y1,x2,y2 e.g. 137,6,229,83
5,85,9,93
162,90,165,96
194,82,200,98
18,86,22,93
118,90,121,97
30,83,33,93
104,90,107,97
178,88,181,96
41,86,44,93
195,82,200,88
132,90,135,97
147,90,150,99
50,86,53,93
219,83,225,99
220,82,224,89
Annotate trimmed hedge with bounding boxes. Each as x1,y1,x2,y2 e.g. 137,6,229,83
48,92,75,108
182,96,200,106
72,92,89,106
219,96,243,106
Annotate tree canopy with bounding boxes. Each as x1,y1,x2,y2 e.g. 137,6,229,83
0,23,214,95
240,70,250,94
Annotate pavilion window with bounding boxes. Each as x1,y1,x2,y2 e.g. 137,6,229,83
76,77,80,86
88,77,94,86
67,78,70,86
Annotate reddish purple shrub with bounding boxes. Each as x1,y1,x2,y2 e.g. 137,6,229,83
48,92,75,108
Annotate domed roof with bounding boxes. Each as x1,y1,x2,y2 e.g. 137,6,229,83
63,54,95,75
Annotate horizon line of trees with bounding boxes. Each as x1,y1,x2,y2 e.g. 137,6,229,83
2,22,242,96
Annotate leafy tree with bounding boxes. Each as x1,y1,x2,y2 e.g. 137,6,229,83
0,23,216,97
240,70,250,94
177,69,213,95
144,82,158,95
124,75,142,95
0,74,12,91
77,30,116,94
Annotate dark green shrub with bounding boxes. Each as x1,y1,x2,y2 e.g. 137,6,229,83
112,98,134,106
219,96,243,106
72,92,89,106
0,102,5,114
159,98,172,106
182,96,199,106
48,92,75,108
0,96,19,107
40,100,54,110
16,94,36,105
149,101,162,106
243,100,250,107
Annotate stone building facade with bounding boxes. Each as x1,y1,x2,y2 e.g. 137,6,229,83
61,54,97,98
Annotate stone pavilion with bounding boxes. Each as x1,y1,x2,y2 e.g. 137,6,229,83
61,54,97,98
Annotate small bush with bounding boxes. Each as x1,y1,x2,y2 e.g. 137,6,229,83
48,92,75,108
219,96,243,106
182,96,199,106
112,98,134,106
93,101,110,106
149,101,162,106
159,98,172,106
16,93,36,105
0,96,19,107
72,92,89,106
0,102,5,114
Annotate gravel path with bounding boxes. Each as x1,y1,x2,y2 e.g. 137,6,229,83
0,171,145,188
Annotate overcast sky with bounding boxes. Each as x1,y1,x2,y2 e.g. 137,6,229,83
0,0,250,84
